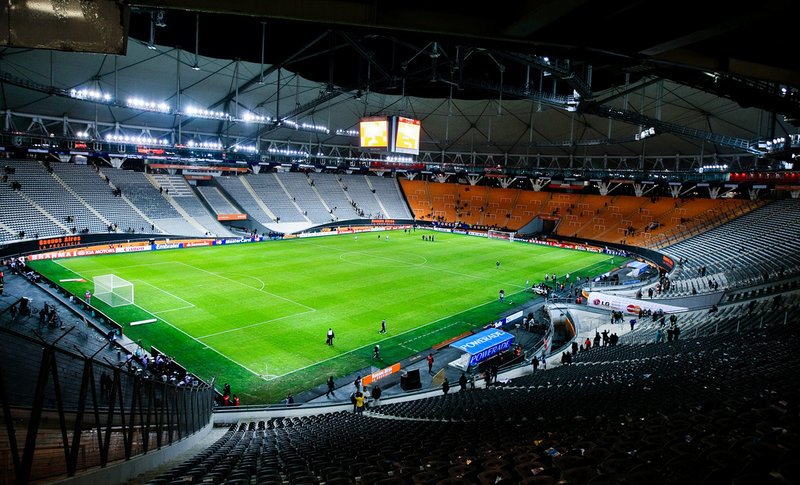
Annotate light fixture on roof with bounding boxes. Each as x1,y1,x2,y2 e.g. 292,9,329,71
155,10,167,28
242,112,271,123
127,97,170,113
185,106,230,120
635,127,656,141
69,88,112,102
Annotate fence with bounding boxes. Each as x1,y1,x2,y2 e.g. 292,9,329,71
0,325,213,484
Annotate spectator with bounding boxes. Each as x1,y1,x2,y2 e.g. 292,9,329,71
355,391,365,415
326,376,335,398
442,378,450,395
371,385,382,407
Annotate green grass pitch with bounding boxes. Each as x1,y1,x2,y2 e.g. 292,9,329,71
28,229,626,403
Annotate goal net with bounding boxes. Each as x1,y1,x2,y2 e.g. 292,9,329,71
487,229,515,242
94,274,134,307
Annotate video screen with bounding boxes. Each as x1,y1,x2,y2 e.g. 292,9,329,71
393,116,420,155
360,117,389,148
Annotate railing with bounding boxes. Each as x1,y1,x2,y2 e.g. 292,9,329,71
0,325,213,484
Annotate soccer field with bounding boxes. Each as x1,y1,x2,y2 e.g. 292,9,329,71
28,229,626,403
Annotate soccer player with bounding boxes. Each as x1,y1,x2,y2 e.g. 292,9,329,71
379,318,386,334
326,328,335,346
354,235,358,242
386,235,389,241
373,344,380,359
496,261,500,270
499,289,504,303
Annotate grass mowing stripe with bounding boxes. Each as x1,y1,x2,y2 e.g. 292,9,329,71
29,229,627,402
301,238,526,288
52,259,264,378
268,287,531,380
196,309,317,339
176,261,316,311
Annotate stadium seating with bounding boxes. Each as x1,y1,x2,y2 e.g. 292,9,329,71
0,181,63,241
398,179,432,220
153,174,236,237
51,162,158,234
247,173,309,223
147,324,798,485
280,172,334,224
197,185,239,215
309,172,358,221
102,167,204,236
481,187,517,228
5,159,107,234
368,175,413,219
216,175,277,224
340,174,385,219
660,199,800,294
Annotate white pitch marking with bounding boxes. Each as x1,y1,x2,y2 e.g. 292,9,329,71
130,318,157,326
175,261,316,311
196,309,317,339
51,260,263,378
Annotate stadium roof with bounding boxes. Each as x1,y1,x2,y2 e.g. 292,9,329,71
1,1,799,168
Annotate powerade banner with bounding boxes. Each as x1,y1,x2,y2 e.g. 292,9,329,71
450,329,514,366
585,291,687,314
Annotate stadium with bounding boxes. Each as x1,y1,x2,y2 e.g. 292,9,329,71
0,2,799,484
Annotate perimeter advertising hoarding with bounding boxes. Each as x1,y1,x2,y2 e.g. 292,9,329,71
217,214,247,221
362,363,402,386
450,328,515,367
585,292,687,315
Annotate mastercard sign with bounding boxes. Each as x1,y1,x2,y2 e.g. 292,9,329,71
626,304,642,314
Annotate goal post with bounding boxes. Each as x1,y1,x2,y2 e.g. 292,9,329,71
94,274,134,307
487,229,516,241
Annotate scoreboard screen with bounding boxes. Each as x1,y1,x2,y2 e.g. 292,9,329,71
360,117,389,148
393,116,421,155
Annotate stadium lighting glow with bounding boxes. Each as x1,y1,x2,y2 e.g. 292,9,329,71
242,112,271,123
300,122,330,134
187,139,223,150
336,129,359,137
127,97,171,113
70,88,112,102
267,147,309,156
76,131,89,139
698,164,729,173
185,106,230,120
233,144,258,153
104,133,170,145
385,155,414,163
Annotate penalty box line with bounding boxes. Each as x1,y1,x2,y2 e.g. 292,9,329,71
51,260,263,378
130,279,196,313
176,261,316,312
196,309,317,339
271,286,531,380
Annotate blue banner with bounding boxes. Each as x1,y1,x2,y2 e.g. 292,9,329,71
450,329,515,366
